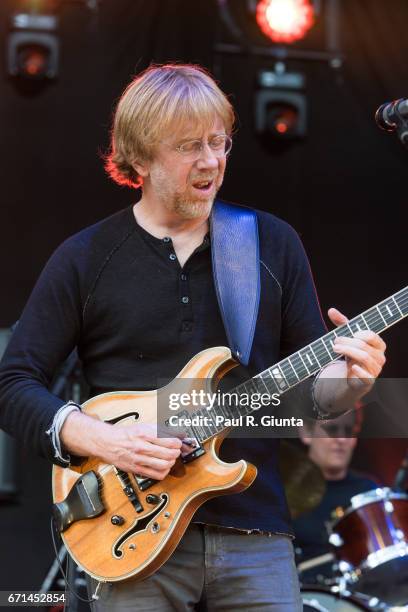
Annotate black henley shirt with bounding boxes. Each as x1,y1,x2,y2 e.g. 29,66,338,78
0,203,326,534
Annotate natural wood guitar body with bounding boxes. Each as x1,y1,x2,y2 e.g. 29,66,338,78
52,347,257,582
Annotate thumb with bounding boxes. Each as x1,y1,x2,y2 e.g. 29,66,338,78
328,307,349,327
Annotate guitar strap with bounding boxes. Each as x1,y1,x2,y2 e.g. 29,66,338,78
210,200,260,366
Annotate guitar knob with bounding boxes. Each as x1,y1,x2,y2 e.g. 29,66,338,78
111,515,125,526
146,494,161,505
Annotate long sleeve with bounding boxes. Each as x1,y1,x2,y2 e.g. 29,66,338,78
0,239,83,464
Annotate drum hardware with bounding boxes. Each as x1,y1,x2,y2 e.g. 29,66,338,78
301,584,387,611
297,553,336,575
328,487,408,606
328,533,344,548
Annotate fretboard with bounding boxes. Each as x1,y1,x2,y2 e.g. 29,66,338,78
181,287,408,443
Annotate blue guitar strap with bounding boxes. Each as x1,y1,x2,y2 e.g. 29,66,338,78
210,200,260,366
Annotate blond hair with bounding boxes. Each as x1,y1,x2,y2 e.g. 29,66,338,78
105,64,235,189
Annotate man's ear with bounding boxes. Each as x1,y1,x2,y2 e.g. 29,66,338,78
133,159,150,178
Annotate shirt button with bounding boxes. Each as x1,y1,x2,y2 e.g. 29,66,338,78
181,296,189,304
163,236,171,243
169,253,177,261
182,321,192,331
180,273,187,281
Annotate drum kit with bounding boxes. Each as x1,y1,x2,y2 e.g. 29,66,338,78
279,442,408,611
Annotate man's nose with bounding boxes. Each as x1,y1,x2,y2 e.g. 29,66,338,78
195,143,219,169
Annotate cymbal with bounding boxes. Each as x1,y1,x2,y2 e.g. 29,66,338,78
279,440,326,519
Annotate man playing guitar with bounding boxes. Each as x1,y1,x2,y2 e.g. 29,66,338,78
0,64,386,610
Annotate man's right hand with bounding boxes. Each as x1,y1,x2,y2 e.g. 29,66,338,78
60,411,183,480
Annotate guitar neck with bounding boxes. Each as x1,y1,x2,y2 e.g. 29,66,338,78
191,286,408,443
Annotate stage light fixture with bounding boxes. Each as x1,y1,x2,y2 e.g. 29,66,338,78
7,12,59,80
256,0,315,44
255,66,307,141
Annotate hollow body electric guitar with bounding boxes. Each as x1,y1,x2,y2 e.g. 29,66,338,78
52,287,408,583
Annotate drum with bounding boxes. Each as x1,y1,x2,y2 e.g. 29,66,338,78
301,586,374,611
329,487,408,606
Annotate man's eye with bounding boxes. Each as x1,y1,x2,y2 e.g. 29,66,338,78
180,141,200,153
210,136,226,150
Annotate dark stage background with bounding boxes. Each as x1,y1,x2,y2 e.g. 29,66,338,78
1,0,408,597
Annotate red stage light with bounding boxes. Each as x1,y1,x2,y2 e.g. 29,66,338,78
18,44,49,78
276,121,288,134
256,0,315,44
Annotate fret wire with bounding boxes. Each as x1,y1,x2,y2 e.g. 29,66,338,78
277,364,289,386
192,412,206,440
186,425,202,443
286,358,300,381
395,291,408,315
335,326,350,338
289,354,308,380
362,310,384,332
237,383,250,416
393,296,404,317
300,348,316,371
263,370,281,394
378,300,400,324
319,338,332,359
309,345,322,367
375,305,387,327
218,398,232,419
189,425,203,445
280,359,299,385
361,313,373,330
298,351,311,374
227,391,241,417
357,315,369,329
255,374,270,394
311,341,332,366
322,334,336,358
225,397,236,418
270,364,290,392
358,315,369,329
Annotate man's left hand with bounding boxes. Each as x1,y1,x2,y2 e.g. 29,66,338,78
328,307,387,392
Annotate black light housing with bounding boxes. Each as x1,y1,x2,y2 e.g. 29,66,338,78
255,65,307,140
7,12,59,80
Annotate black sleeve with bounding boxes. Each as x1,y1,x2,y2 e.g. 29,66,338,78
0,239,83,464
279,222,327,357
276,220,329,420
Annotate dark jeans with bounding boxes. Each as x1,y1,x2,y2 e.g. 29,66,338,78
87,524,302,611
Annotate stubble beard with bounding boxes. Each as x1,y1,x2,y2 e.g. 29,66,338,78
173,194,215,219
150,164,223,220
166,181,220,220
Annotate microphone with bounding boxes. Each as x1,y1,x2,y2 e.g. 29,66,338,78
393,449,408,492
375,98,408,132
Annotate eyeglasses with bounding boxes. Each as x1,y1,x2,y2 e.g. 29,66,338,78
320,424,357,438
174,134,232,162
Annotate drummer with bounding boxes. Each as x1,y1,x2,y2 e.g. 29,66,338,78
293,409,378,584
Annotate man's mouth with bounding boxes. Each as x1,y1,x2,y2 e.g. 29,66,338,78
191,178,215,193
